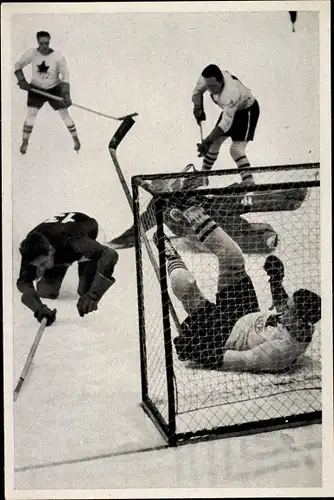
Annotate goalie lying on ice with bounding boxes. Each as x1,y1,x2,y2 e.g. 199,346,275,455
154,206,321,372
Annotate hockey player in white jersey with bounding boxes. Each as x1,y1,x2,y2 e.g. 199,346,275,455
154,206,321,372
192,64,260,187
14,31,81,154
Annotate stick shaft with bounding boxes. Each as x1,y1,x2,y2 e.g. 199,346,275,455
29,87,137,121
13,317,47,401
199,123,204,142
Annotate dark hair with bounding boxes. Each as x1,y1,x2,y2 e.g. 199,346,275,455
36,31,51,41
202,64,223,82
293,289,321,325
19,232,50,262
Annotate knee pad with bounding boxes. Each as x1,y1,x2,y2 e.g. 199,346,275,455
58,108,74,126
25,107,39,126
229,142,246,161
172,273,203,303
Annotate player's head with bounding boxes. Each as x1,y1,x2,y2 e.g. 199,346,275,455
202,64,224,94
19,232,54,271
281,289,321,342
36,31,51,54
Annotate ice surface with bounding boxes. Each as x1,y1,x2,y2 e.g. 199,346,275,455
9,10,321,490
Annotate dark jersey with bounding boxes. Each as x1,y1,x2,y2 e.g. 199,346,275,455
17,212,105,290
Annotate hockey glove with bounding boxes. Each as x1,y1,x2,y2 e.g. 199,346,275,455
34,304,57,326
15,69,30,91
264,256,289,312
197,140,210,157
77,273,115,317
60,82,72,107
193,106,206,124
264,255,285,282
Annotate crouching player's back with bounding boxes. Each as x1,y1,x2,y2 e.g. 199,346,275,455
223,289,321,372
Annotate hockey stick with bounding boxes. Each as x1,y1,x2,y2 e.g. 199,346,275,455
108,120,184,334
29,87,138,121
13,316,49,401
199,122,204,142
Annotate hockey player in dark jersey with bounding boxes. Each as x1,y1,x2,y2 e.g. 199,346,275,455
17,212,118,326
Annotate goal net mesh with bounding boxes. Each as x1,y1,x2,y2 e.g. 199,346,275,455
133,165,321,439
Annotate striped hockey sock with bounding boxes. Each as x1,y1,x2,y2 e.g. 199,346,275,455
67,123,79,140
167,258,189,277
234,155,254,182
202,151,219,172
184,207,218,245
22,123,33,142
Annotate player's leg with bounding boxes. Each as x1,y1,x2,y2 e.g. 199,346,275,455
229,140,254,185
153,232,207,315
36,265,69,299
48,85,80,151
20,107,40,155
229,100,260,184
202,134,228,174
20,86,49,154
172,205,259,312
58,108,81,151
180,206,246,288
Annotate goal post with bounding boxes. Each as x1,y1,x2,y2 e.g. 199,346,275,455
107,119,321,446
132,166,321,446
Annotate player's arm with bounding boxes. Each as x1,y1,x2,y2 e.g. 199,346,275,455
70,238,119,317
16,262,56,326
58,54,72,106
222,338,297,372
197,96,240,157
192,75,207,124
264,256,289,312
14,49,34,90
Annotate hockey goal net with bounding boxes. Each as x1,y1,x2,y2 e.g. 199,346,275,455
131,164,321,445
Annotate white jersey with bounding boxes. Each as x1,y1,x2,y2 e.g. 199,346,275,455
14,48,69,90
192,70,255,133
222,310,312,372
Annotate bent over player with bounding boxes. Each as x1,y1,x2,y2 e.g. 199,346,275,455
17,212,118,326
154,206,321,372
192,64,260,187
14,31,81,154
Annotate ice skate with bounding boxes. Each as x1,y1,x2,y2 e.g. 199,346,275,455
20,140,29,155
109,225,135,249
73,137,81,152
153,231,180,260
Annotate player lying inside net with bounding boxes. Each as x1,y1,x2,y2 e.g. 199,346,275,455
154,205,321,372
17,212,118,326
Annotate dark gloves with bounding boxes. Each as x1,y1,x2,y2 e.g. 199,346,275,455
15,69,30,91
264,255,285,282
196,140,210,157
193,106,206,124
60,82,72,107
264,255,289,312
34,304,57,326
77,273,115,317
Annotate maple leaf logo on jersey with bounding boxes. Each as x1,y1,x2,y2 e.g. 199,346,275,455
37,61,49,74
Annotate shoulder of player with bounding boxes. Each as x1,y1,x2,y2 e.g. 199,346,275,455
24,47,38,58
49,50,66,61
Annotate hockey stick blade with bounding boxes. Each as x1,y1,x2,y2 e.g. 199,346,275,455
108,117,136,150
